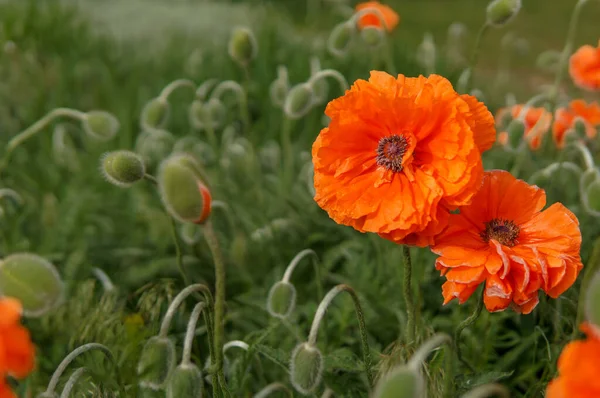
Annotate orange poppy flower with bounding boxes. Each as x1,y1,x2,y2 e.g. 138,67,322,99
569,40,600,91
495,105,552,150
546,322,600,397
553,99,600,148
0,379,16,398
0,297,35,394
431,170,583,314
312,71,496,247
355,1,400,32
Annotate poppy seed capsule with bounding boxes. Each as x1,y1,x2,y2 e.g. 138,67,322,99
101,150,146,188
228,27,258,67
166,363,204,398
141,98,170,129
284,83,315,120
486,0,522,27
290,343,323,395
506,118,526,149
158,155,212,224
328,21,355,57
137,336,177,390
372,366,424,398
266,281,297,319
82,111,120,141
0,253,64,317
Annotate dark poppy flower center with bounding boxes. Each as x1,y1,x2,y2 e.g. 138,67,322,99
480,218,520,247
376,135,408,172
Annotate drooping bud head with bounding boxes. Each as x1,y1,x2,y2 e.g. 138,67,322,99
290,343,323,395
82,111,120,141
101,150,146,188
166,363,204,398
266,281,297,319
137,336,177,390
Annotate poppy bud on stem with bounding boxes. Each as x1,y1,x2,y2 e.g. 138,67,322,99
269,66,290,108
351,7,397,74
210,80,251,135
327,21,356,58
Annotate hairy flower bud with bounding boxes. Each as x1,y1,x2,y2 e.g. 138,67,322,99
486,0,522,27
290,343,323,394
360,26,385,48
101,150,145,188
189,98,227,131
158,155,212,224
137,336,176,390
327,21,355,57
581,168,600,193
284,83,315,120
267,281,297,319
166,363,204,398
372,365,423,398
82,111,119,141
141,98,170,130
269,66,290,109
0,253,64,317
228,27,258,67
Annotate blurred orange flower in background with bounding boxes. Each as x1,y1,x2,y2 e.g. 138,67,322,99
546,323,600,397
553,99,600,148
355,1,400,32
496,104,552,150
569,39,600,91
0,297,35,398
432,170,583,314
312,71,495,247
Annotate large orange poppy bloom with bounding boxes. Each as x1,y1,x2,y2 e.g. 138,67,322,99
496,104,552,150
569,40,600,91
553,99,600,148
312,71,496,247
431,170,583,314
0,297,35,396
355,1,400,32
546,323,600,397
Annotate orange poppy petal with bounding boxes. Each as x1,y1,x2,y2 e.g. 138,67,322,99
1,325,35,378
0,379,17,398
460,94,497,152
0,298,22,328
441,281,478,305
355,1,400,32
569,40,600,91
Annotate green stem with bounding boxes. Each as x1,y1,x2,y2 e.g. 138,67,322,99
281,115,294,188
402,246,416,344
465,23,490,90
454,287,484,372
203,220,229,396
573,235,600,338
383,38,397,76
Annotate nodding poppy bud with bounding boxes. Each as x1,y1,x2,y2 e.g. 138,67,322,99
372,366,423,398
228,27,258,67
158,155,212,224
284,83,315,120
585,180,600,212
189,98,227,131
506,118,526,149
166,363,204,398
309,58,329,105
141,98,170,130
269,68,290,109
416,33,436,74
101,150,146,188
360,26,384,48
0,253,64,317
290,343,323,395
137,336,176,390
586,271,600,333
267,281,297,319
580,168,600,193
82,111,119,141
536,50,562,72
486,0,522,27
327,21,355,57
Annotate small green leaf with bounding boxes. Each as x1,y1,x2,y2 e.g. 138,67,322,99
254,344,289,372
461,371,514,390
324,348,363,373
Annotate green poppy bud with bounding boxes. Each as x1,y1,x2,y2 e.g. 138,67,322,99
585,180,600,212
101,150,146,188
137,336,176,390
141,98,170,130
269,66,290,108
507,118,526,149
372,366,423,398
586,271,600,332
267,281,297,319
290,343,323,395
166,363,204,398
581,168,600,193
82,111,119,141
135,130,176,169
486,0,522,27
327,21,355,57
158,155,212,224
284,83,315,120
0,253,64,317
360,26,385,48
228,27,258,67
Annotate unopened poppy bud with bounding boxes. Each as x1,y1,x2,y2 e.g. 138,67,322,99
580,168,600,192
228,27,258,67
486,0,522,27
585,180,600,212
0,253,64,317
586,272,600,333
101,150,145,188
82,111,119,141
536,50,562,72
189,100,207,129
141,98,170,129
137,336,176,390
327,21,355,57
158,155,212,224
166,363,204,398
360,26,384,48
267,281,297,319
416,33,436,74
507,118,526,149
284,83,315,120
372,366,423,398
290,343,323,394
269,66,290,108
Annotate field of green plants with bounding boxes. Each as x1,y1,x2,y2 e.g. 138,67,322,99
1,0,599,397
